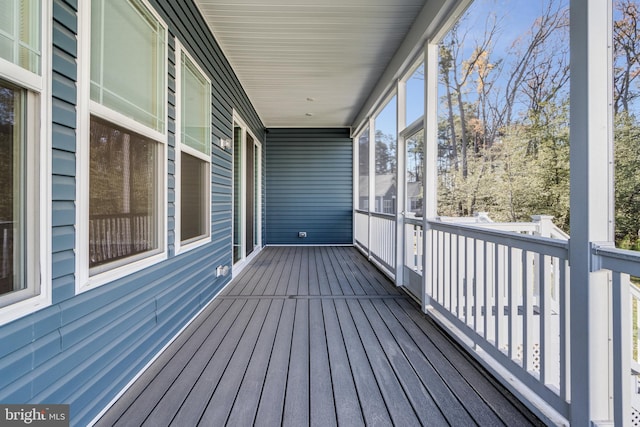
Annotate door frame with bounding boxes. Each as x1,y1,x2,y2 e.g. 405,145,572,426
232,112,263,276
397,119,425,300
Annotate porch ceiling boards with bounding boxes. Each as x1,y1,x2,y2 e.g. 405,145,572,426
96,246,541,426
194,0,426,128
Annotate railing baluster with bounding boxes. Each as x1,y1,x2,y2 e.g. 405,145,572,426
495,243,503,350
540,254,548,385
523,249,530,372
457,234,464,320
484,240,490,340
472,238,478,332
560,259,569,401
448,231,453,312
612,271,631,426
452,232,458,317
465,236,472,326
508,247,516,361
437,230,443,305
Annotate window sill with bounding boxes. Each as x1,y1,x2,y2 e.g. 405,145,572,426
78,251,168,293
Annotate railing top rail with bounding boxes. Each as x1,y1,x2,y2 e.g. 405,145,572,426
368,211,397,220
404,217,423,227
549,225,570,240
428,218,569,258
466,222,539,232
593,244,640,277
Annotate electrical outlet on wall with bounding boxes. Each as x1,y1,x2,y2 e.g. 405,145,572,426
298,232,307,238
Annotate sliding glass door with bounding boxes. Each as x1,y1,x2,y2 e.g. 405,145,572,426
233,118,261,267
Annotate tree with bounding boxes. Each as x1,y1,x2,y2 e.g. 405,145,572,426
613,1,640,248
614,0,640,114
436,0,571,229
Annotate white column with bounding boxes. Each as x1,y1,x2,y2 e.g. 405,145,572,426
423,41,439,311
569,0,614,424
368,118,375,259
352,130,359,246
396,79,406,286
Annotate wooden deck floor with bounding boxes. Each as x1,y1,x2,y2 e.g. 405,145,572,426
96,246,542,426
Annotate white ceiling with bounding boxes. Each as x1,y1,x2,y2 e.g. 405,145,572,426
195,0,427,128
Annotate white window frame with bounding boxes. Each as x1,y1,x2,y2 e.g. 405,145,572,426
400,56,425,133
175,41,212,254
76,0,168,292
0,0,52,326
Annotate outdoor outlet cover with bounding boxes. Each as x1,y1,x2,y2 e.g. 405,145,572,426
298,232,307,238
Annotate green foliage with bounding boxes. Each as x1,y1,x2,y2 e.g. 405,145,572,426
437,100,570,227
615,112,640,248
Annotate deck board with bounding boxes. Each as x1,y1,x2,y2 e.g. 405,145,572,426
308,299,337,427
225,299,283,426
321,299,366,426
96,246,542,427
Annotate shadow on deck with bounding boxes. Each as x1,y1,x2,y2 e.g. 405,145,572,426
96,246,543,426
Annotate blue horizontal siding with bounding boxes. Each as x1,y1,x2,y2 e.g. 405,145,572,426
0,0,265,426
266,128,353,245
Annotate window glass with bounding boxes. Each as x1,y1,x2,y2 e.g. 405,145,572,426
406,129,424,217
91,0,165,132
181,152,207,243
358,128,369,211
405,63,424,126
375,96,397,214
181,52,210,156
0,80,26,304
179,51,210,246
0,0,40,73
89,116,159,269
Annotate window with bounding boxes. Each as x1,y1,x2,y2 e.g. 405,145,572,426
0,0,48,321
0,80,38,307
90,0,165,132
89,117,160,268
374,96,397,215
176,46,211,250
0,0,40,74
358,128,370,211
82,0,167,281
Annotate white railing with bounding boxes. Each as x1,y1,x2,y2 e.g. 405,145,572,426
369,213,396,271
438,213,569,241
354,210,369,248
404,218,423,275
426,220,571,421
592,245,640,426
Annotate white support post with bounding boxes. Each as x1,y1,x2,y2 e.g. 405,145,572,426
423,41,439,312
396,79,406,287
353,131,359,246
531,215,554,238
569,0,614,424
368,118,376,260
